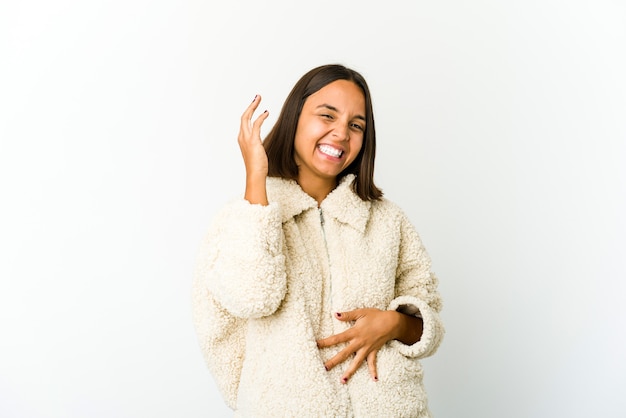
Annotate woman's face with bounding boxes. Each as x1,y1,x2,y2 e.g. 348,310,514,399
293,79,365,184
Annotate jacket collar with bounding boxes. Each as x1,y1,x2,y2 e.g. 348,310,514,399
266,174,371,233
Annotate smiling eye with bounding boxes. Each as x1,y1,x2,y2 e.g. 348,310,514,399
321,114,334,120
350,123,364,131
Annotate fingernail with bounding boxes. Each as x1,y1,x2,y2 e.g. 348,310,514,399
335,312,342,318
324,365,329,371
374,376,378,382
263,110,268,113
252,95,257,102
341,377,348,384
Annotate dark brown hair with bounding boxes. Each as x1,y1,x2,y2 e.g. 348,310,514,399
263,64,383,201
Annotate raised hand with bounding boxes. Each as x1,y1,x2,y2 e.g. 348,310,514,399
239,95,270,205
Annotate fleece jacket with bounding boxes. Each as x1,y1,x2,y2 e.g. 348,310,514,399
192,174,444,417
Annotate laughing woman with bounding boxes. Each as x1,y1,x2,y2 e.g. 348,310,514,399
192,64,444,418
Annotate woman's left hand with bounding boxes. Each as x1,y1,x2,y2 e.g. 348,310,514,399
316,308,404,384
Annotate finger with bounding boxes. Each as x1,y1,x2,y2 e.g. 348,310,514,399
334,309,364,322
366,350,379,382
323,344,358,372
340,350,369,384
240,94,262,131
316,329,353,348
251,109,269,137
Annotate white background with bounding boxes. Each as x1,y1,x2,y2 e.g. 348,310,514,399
1,0,625,417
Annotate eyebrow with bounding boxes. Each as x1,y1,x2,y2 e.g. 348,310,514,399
316,104,366,122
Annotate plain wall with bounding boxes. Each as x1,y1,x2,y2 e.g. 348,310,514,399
1,0,625,417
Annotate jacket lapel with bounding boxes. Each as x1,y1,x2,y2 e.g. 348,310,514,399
266,174,371,234
266,177,317,223
321,175,371,234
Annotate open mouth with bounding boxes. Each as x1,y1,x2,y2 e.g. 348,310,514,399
318,144,344,158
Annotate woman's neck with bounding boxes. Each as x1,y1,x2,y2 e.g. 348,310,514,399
297,175,337,206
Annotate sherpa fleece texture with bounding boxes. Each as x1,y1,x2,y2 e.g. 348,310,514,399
192,174,444,418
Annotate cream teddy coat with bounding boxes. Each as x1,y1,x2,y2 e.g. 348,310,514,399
192,174,444,418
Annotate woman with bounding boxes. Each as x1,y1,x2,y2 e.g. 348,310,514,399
192,64,444,417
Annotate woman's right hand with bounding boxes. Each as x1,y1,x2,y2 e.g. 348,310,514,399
239,95,270,205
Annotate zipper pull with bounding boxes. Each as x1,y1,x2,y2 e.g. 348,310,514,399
319,207,325,226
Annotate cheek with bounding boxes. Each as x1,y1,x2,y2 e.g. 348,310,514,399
294,120,327,150
293,138,304,164
351,136,364,156
304,120,328,138
292,124,305,160
292,133,313,165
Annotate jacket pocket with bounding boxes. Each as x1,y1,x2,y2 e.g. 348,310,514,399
349,345,430,418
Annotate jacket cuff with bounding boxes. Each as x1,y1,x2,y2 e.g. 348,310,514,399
387,295,444,359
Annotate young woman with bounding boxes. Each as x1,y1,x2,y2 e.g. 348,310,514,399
192,64,444,417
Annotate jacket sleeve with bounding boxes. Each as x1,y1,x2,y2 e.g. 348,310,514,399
191,199,287,407
200,198,287,319
192,269,245,409
387,212,444,359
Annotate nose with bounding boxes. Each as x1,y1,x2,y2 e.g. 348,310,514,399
332,122,349,141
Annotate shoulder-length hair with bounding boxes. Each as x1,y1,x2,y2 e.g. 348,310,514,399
263,64,383,201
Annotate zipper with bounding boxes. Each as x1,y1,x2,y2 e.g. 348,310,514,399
318,207,333,317
319,208,353,401
317,208,333,306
